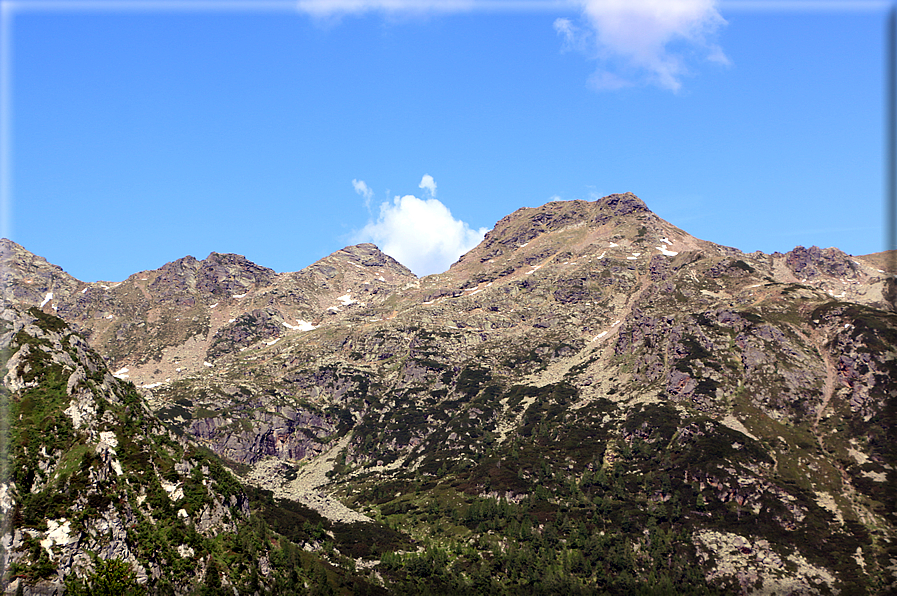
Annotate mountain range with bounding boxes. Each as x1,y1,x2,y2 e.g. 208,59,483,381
1,192,895,595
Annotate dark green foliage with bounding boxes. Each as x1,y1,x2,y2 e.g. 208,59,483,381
65,558,146,596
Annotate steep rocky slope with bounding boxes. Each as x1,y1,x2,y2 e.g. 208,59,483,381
0,306,406,595
2,192,895,594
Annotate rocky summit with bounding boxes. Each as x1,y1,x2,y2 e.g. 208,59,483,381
1,192,895,595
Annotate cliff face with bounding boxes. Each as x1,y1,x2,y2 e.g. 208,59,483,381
2,193,895,594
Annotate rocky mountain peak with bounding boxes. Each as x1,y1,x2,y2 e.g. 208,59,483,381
1,239,83,306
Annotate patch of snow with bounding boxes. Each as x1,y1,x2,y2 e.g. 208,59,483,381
349,261,363,268
327,306,340,312
631,252,641,257
525,265,542,275
40,292,53,308
228,318,236,323
203,361,213,367
112,367,129,379
337,293,357,306
519,242,529,248
266,338,281,346
81,288,87,294
232,293,246,298
291,319,317,331
141,382,164,389
209,302,218,308
468,289,481,296
592,331,608,341
609,242,618,247
627,256,637,260
660,237,672,245
656,246,678,257
105,314,114,320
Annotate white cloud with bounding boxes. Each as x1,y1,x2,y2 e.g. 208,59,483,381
356,185,488,276
352,178,374,199
553,17,578,50
418,174,437,196
562,0,729,92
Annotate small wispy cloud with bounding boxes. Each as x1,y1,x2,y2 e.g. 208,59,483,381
352,178,374,199
559,0,729,92
355,176,487,276
352,178,374,212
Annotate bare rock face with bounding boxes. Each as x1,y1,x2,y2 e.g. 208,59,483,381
784,245,861,280
0,239,83,306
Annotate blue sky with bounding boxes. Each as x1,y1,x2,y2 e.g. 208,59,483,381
2,0,891,281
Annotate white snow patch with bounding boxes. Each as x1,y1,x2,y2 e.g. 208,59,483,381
105,314,113,320
656,246,678,257
81,288,87,294
112,367,129,379
378,276,386,282
519,242,529,248
609,242,618,247
40,292,53,308
266,338,281,346
203,361,213,367
327,306,340,312
229,318,236,323
141,382,164,389
209,302,218,308
660,237,672,245
232,293,246,298
627,256,637,260
290,320,317,331
525,265,542,275
337,293,357,306
592,331,608,341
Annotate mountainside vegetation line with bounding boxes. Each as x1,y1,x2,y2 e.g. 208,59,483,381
1,193,895,594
